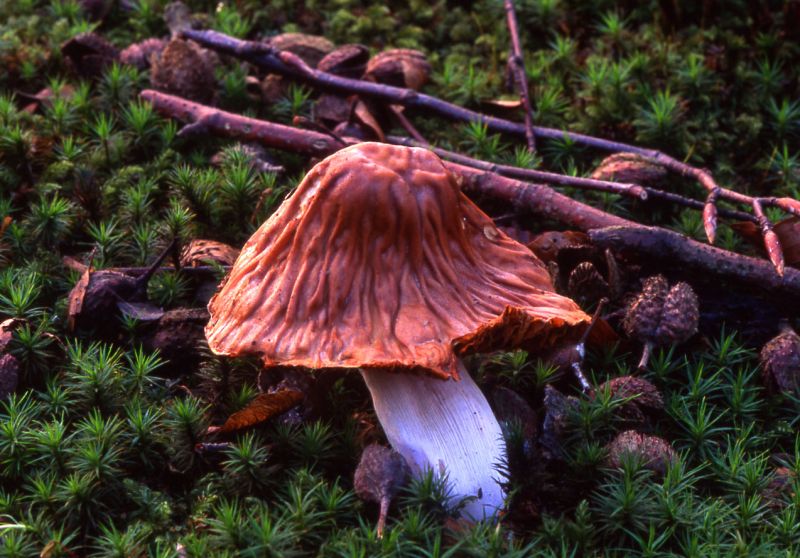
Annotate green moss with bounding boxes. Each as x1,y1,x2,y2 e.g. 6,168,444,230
0,0,798,555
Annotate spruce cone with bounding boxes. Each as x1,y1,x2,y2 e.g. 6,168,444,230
566,261,608,310
605,430,676,476
760,329,800,395
597,376,663,425
120,38,167,71
624,275,699,369
0,354,19,400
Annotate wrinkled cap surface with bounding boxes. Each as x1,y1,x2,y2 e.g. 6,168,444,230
206,143,590,380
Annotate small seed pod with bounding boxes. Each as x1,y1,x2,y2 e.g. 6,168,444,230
318,44,370,78
760,329,800,395
365,49,431,91
567,261,608,310
150,38,217,103
267,33,335,67
120,38,167,71
597,376,663,425
605,430,677,476
354,444,410,538
624,275,699,370
591,153,668,186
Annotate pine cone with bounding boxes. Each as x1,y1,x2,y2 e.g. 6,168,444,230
120,38,167,71
760,329,800,395
605,430,676,476
623,275,669,343
150,39,217,103
597,376,663,425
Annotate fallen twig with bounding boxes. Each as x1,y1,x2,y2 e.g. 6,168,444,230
589,226,800,297
140,89,800,297
503,0,536,152
388,136,760,221
181,28,799,264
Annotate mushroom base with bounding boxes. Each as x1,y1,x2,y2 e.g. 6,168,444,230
361,363,506,521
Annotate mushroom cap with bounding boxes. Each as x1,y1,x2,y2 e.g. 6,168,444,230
206,143,589,380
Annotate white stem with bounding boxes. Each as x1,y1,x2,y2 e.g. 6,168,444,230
361,362,506,521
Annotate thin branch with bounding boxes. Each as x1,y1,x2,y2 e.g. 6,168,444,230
388,105,430,145
388,135,648,200
181,29,795,241
389,135,757,221
589,226,800,297
503,0,536,152
140,89,800,296
752,199,785,276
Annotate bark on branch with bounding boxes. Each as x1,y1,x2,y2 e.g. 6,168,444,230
140,89,800,297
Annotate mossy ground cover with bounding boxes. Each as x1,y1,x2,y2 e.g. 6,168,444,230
0,1,799,556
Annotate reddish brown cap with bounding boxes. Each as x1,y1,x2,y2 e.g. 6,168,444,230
206,143,590,380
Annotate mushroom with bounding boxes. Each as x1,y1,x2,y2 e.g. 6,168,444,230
205,143,589,520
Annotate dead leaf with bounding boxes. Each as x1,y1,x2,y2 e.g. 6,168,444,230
67,267,92,331
0,216,12,237
365,49,431,91
585,317,620,348
732,217,800,268
314,94,353,125
353,100,384,141
317,44,369,78
209,388,303,434
268,33,334,67
0,318,22,352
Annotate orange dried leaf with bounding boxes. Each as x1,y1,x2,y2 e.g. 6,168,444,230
214,389,303,434
353,101,384,141
733,217,800,269
67,267,92,332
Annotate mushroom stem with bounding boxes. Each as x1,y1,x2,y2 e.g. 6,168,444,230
360,361,506,521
